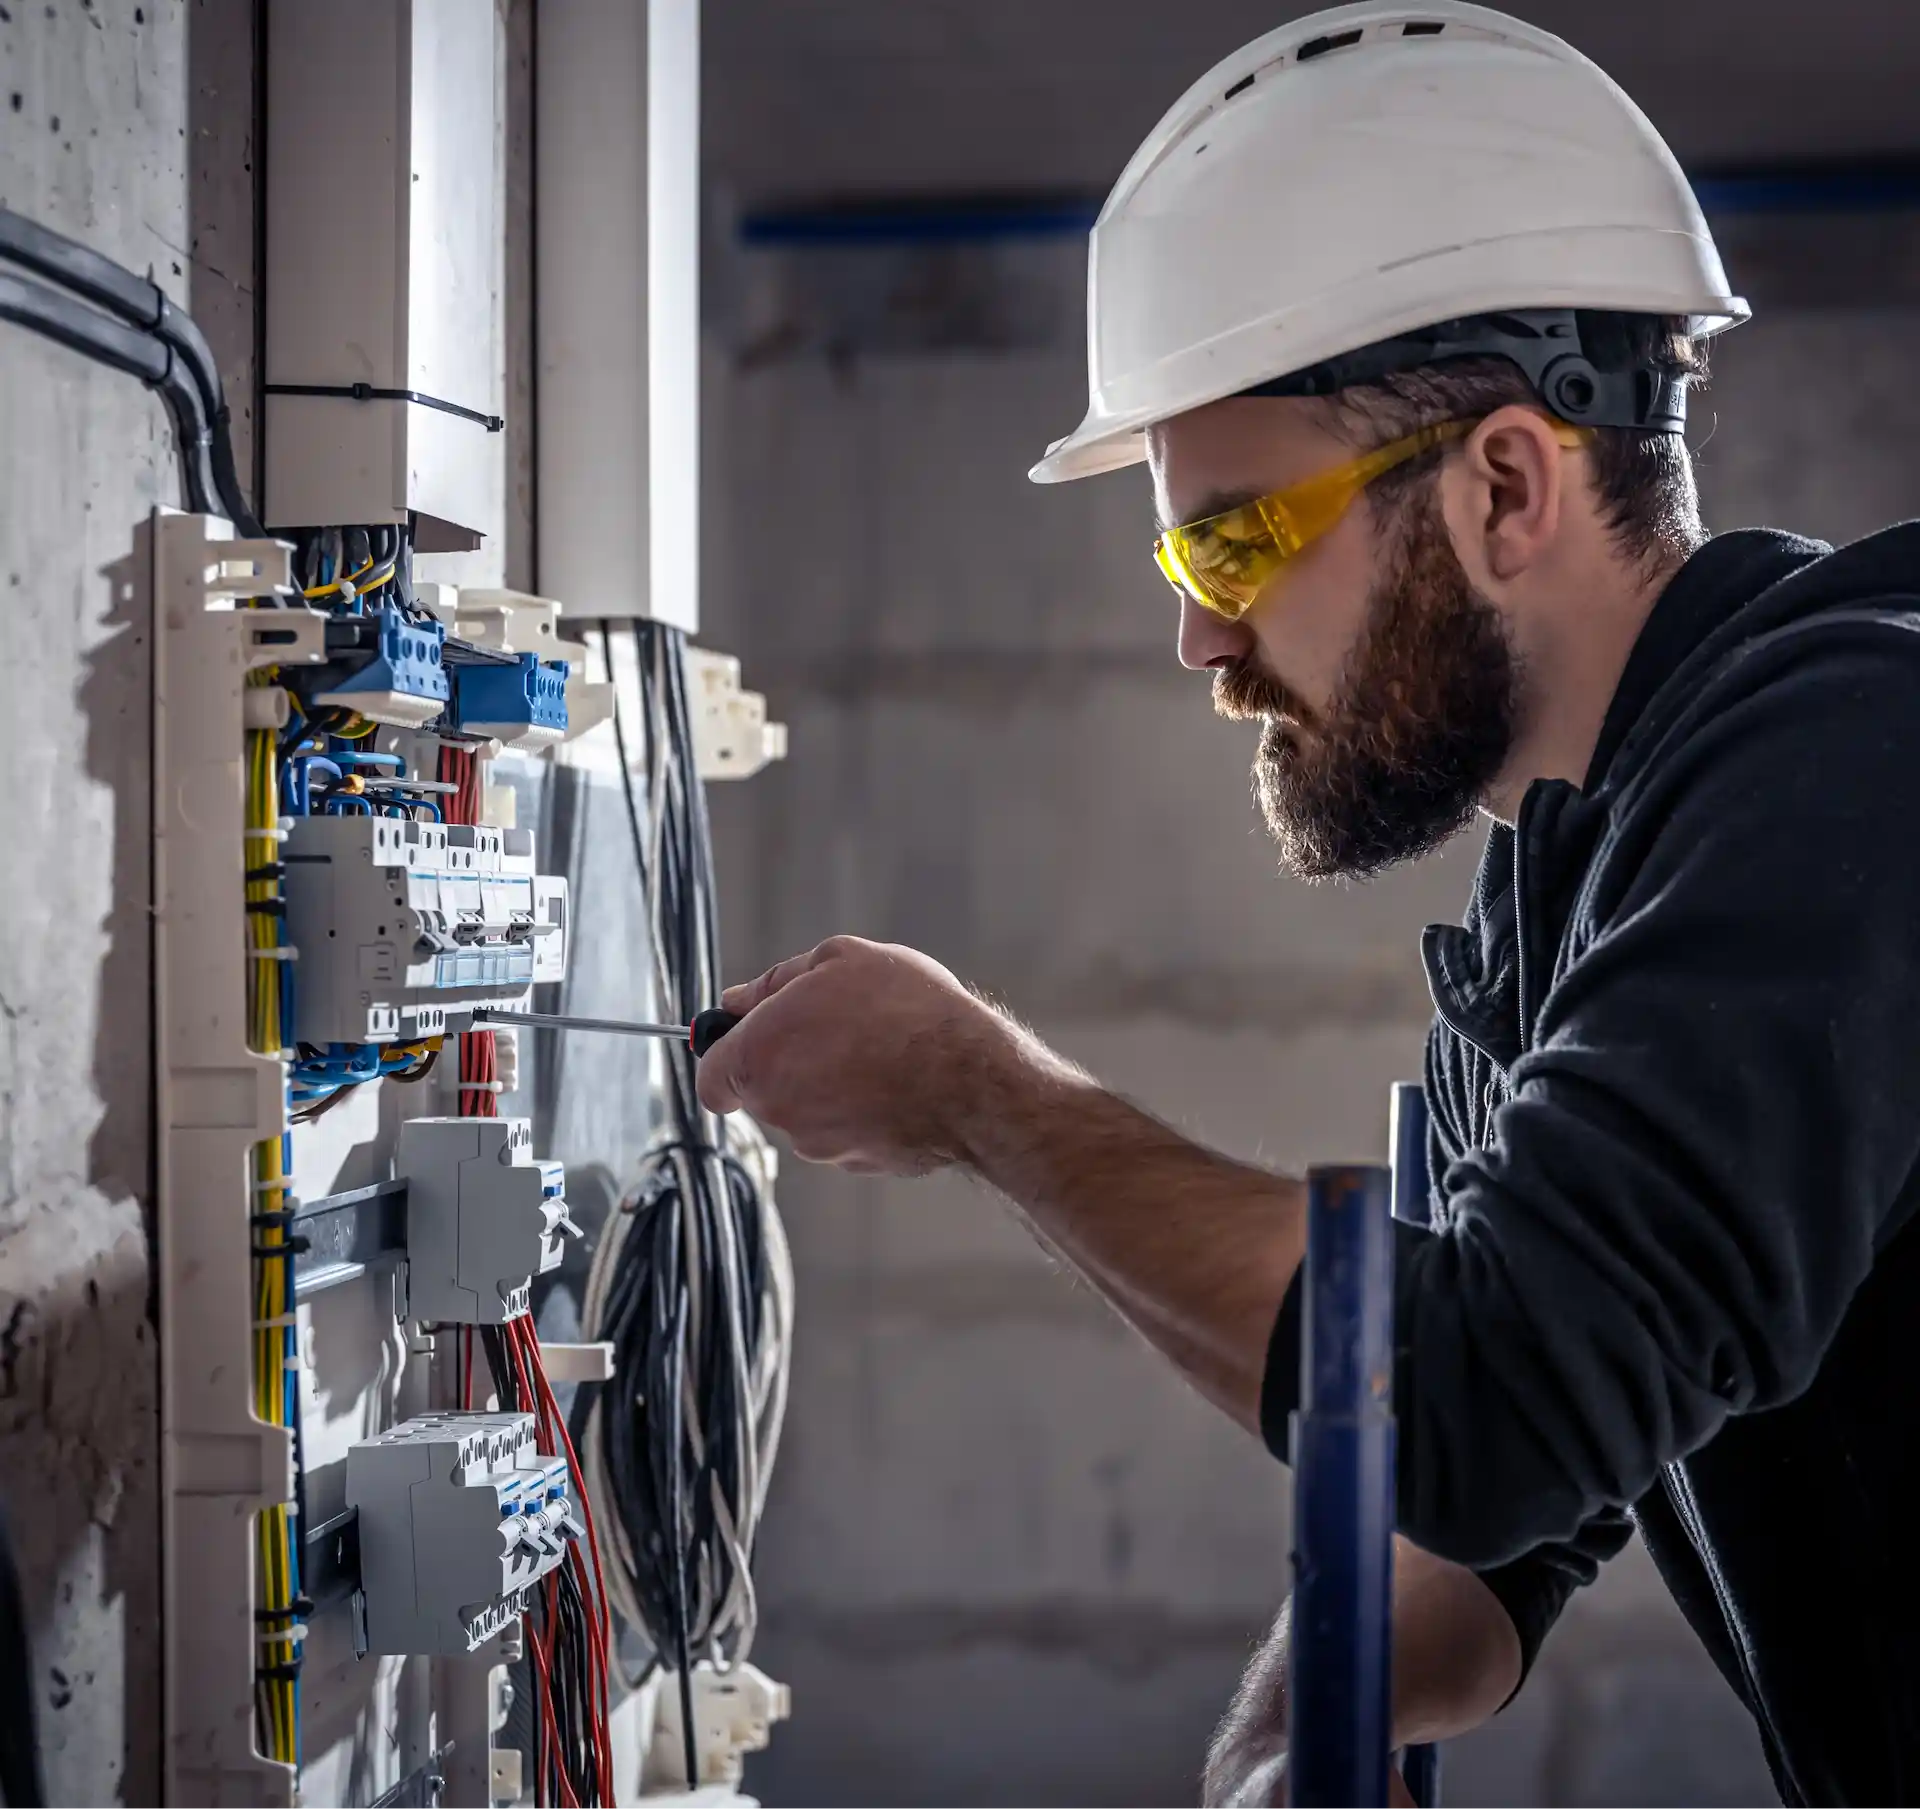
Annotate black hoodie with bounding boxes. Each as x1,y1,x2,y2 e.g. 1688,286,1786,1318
1260,526,1920,1805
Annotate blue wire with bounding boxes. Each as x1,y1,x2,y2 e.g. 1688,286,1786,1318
295,758,343,816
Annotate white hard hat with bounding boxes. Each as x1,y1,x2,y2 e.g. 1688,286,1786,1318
1030,0,1748,485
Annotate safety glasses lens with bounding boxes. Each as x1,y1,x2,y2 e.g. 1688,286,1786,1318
1156,510,1282,620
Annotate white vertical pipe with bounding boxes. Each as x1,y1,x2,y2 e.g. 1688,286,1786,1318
647,0,701,634
536,0,700,631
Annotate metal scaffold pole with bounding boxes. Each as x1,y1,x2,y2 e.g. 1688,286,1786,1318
1288,1162,1396,1808
1391,1083,1442,1809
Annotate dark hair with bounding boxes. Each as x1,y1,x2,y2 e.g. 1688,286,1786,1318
1322,312,1710,576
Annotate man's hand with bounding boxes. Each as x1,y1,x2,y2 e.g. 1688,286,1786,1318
695,936,1044,1174
698,935,1307,1430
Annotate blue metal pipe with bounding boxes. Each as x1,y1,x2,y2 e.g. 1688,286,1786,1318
1390,1082,1432,1229
737,164,1920,249
1289,1163,1396,1808
1390,1083,1443,1809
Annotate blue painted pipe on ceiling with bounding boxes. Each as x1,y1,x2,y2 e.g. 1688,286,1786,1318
738,164,1920,248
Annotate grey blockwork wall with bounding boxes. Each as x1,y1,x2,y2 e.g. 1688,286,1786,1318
699,235,1920,1806
0,3,182,1802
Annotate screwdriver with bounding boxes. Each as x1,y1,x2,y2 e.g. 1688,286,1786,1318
468,1005,742,1058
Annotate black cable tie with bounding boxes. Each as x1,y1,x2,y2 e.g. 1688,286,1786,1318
265,380,504,434
251,1235,312,1257
245,862,285,882
254,1594,314,1623
257,1658,305,1681
245,898,288,916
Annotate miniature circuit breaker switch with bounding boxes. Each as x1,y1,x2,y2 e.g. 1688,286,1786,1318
281,816,570,1044
346,1411,582,1656
400,1116,577,1324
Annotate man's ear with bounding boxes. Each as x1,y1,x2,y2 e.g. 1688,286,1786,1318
1441,406,1567,592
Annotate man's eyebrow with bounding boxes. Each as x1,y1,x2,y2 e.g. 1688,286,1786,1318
1155,487,1267,534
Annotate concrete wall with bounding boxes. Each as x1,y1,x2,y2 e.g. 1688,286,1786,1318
0,3,185,1801
699,235,1920,1805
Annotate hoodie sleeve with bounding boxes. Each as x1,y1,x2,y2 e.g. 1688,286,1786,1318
1263,618,1920,1566
1261,1269,1636,1684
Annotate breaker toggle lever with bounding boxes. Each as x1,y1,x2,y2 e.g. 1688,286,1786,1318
469,1005,741,1057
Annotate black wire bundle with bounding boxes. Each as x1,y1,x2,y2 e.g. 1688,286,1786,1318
0,206,261,534
596,1136,770,1638
580,622,791,1789
0,1495,46,1808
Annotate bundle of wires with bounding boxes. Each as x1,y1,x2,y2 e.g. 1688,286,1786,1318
289,520,448,631
243,706,306,1768
440,742,502,1121
0,1494,46,1808
579,622,793,1786
475,1317,615,1806
0,204,260,533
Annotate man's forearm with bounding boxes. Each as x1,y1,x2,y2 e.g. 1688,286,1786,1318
951,1028,1307,1431
1206,1537,1524,1806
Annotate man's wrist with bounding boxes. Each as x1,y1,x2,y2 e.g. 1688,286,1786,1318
940,1005,1093,1175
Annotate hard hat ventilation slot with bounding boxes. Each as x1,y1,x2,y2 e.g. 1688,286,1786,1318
1297,28,1364,61
1223,73,1256,100
1401,21,1447,35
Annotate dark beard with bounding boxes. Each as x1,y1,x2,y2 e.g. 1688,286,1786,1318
1214,487,1519,880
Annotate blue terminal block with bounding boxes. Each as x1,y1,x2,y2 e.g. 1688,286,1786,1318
312,603,450,729
447,652,570,748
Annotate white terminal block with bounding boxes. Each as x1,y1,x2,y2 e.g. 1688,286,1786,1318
282,816,569,1044
686,647,787,781
347,1411,581,1656
401,1116,578,1324
644,1664,794,1793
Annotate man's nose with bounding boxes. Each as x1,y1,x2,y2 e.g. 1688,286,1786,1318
1178,592,1255,671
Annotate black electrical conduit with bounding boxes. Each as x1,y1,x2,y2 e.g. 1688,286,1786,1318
0,206,261,536
0,1495,46,1808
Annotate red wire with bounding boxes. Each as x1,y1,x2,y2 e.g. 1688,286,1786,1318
512,1319,575,1806
516,1316,615,1804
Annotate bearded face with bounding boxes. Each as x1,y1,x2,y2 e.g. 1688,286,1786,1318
1212,483,1521,881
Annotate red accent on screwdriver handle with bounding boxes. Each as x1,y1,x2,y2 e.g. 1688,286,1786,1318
689,1007,742,1058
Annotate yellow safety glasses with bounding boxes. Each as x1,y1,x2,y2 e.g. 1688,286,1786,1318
1154,415,1589,621
1153,420,1473,621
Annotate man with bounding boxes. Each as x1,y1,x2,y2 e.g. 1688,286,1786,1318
696,4,1920,1802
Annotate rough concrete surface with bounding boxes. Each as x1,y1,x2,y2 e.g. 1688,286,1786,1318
0,2,182,1801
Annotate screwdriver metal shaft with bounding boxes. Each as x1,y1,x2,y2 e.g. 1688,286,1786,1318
471,1007,683,1039
468,1005,742,1056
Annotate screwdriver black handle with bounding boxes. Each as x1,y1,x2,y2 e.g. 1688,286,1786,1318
689,1007,742,1058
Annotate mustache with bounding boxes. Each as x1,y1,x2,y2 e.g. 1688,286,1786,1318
1212,655,1315,727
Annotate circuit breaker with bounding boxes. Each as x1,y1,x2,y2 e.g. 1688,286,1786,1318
346,1411,582,1656
281,817,569,1044
401,1117,577,1324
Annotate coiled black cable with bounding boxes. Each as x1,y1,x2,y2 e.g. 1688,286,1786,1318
578,621,791,1788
